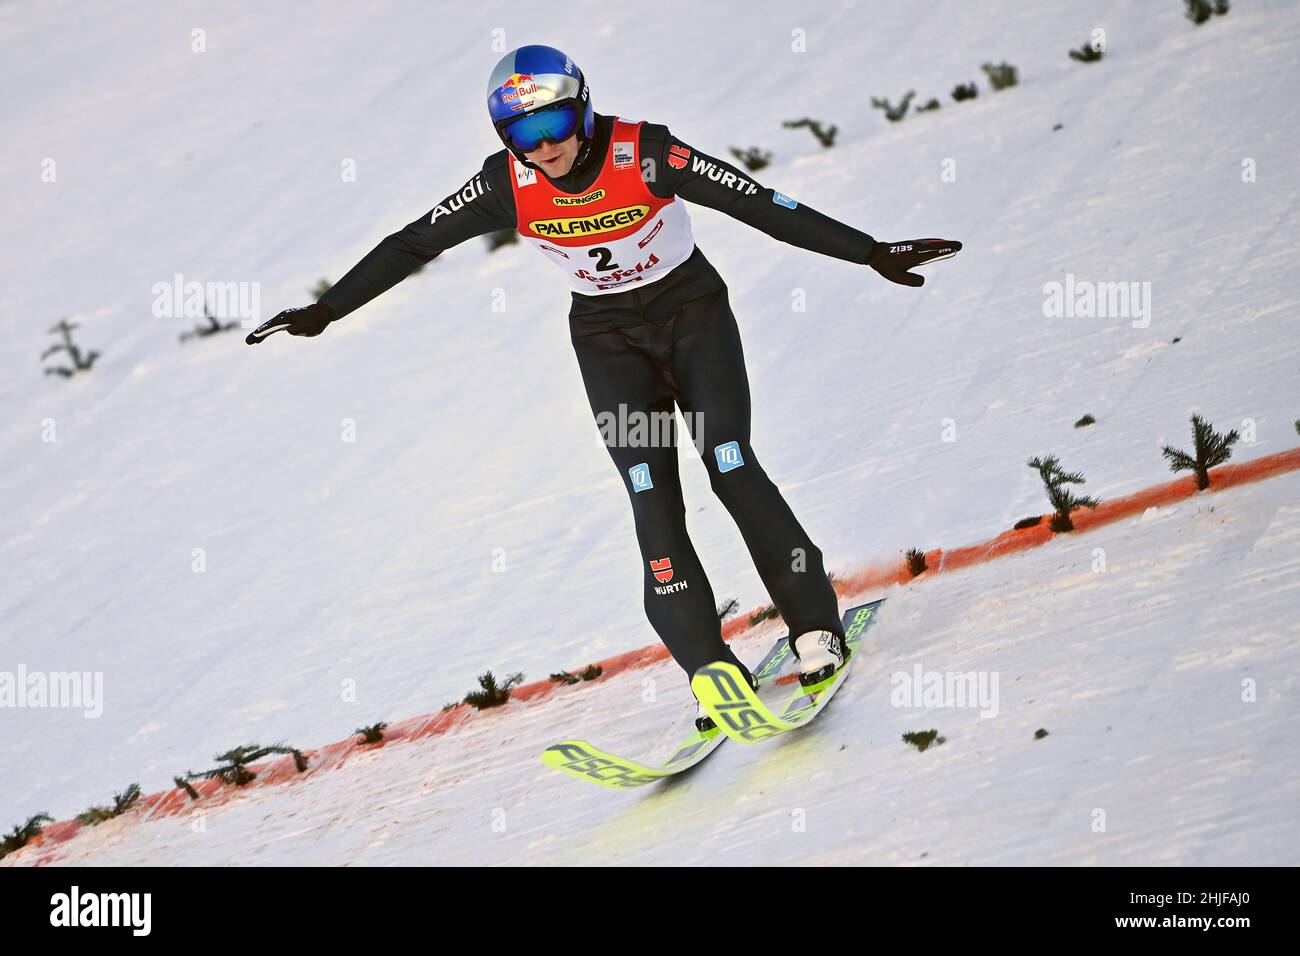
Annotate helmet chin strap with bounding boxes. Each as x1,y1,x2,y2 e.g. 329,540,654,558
573,130,595,169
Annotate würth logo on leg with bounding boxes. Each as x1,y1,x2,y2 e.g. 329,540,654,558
650,558,688,594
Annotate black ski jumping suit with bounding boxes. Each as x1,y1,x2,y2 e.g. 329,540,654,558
319,114,879,678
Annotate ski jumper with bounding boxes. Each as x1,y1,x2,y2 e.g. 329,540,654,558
320,113,880,678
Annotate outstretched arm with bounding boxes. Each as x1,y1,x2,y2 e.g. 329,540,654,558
641,124,960,286
247,153,517,344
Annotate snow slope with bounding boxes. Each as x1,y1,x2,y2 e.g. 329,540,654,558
1,0,1298,862
12,478,1299,866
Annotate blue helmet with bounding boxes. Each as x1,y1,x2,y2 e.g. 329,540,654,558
486,45,595,166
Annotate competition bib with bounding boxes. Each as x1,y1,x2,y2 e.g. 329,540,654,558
509,117,695,295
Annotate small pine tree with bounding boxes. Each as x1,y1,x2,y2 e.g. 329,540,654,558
871,91,915,122
179,305,239,343
902,730,946,752
1028,454,1099,532
952,83,978,102
1162,414,1239,490
309,278,332,299
982,62,1019,90
915,98,941,112
1034,728,1050,739
729,147,772,172
905,548,928,577
781,118,837,148
1069,42,1103,63
185,743,307,788
717,597,740,621
749,604,779,626
553,664,603,684
0,813,53,860
76,784,141,825
41,319,99,378
356,722,388,744
1075,414,1096,428
1186,0,1230,22
463,671,525,709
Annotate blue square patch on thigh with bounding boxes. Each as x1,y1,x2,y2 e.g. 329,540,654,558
714,441,744,473
629,462,654,492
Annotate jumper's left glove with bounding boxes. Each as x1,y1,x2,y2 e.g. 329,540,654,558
245,302,336,345
866,238,962,287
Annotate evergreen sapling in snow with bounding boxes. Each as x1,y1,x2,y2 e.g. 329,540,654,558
1069,40,1104,62
1162,414,1239,490
179,305,239,343
902,730,946,752
982,62,1019,90
871,91,915,122
183,743,308,789
42,319,99,378
1185,0,1229,25
781,117,838,148
1028,454,1099,532
76,783,141,825
462,671,525,709
729,147,773,172
0,813,52,860
356,722,388,744
550,665,602,685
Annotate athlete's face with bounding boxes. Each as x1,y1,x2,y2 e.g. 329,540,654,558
524,133,580,178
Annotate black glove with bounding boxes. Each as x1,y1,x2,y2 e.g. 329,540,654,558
245,302,337,345
866,238,962,287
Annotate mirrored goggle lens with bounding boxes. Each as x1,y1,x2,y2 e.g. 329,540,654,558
501,105,580,151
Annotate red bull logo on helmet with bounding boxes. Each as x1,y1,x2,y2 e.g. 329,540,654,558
499,72,540,103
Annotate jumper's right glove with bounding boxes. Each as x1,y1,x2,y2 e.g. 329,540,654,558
245,302,336,345
866,238,962,287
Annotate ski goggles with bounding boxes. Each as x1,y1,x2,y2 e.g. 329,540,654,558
497,103,581,152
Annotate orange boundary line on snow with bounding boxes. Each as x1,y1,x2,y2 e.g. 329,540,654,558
18,446,1300,860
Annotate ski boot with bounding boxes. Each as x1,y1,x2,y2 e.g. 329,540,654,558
791,629,850,687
